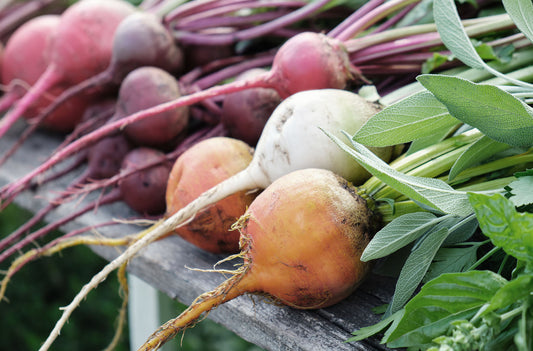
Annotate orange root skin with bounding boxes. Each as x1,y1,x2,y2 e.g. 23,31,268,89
238,168,380,308
139,168,380,350
165,137,257,253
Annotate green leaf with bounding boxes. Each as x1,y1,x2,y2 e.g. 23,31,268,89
422,53,453,74
424,245,479,282
468,193,533,262
449,135,511,181
515,303,533,351
506,175,533,208
442,214,478,245
434,0,533,89
361,212,439,261
388,227,450,315
385,270,507,347
502,0,533,44
328,131,473,216
482,275,533,316
406,125,457,155
353,90,458,147
433,0,487,69
418,75,533,148
347,310,404,342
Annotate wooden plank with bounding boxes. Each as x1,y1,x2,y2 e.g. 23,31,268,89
0,122,395,350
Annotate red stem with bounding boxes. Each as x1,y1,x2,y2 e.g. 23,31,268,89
171,0,329,45
0,188,122,264
0,73,274,202
0,66,60,139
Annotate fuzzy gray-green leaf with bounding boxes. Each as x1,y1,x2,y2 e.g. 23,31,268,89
353,91,458,147
418,75,533,148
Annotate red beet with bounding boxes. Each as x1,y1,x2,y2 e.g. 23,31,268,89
119,147,172,216
0,0,135,138
221,68,281,146
117,66,189,147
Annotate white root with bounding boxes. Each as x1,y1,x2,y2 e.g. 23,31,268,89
38,171,256,351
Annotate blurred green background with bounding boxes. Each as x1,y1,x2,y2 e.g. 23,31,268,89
0,204,263,351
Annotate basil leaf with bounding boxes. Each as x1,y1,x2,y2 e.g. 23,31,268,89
418,75,533,148
385,270,507,347
469,193,533,262
482,275,533,316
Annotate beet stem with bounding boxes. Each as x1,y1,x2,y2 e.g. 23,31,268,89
174,0,330,45
1,74,271,201
0,67,60,139
0,188,122,264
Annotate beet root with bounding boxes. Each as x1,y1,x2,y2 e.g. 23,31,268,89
138,168,380,350
117,66,189,147
119,147,171,216
165,137,257,254
221,68,281,146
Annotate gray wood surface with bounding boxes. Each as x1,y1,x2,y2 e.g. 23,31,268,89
0,121,395,351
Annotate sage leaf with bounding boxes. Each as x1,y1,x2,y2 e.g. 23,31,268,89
385,270,507,347
361,212,438,261
442,213,478,245
423,245,479,282
406,124,456,155
434,0,532,88
449,135,511,181
328,131,473,216
387,227,449,315
433,0,486,69
353,91,458,147
418,74,533,148
468,192,533,262
502,0,533,44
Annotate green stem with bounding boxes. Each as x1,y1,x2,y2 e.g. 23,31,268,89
363,130,482,195
381,47,533,105
373,145,471,200
499,305,525,322
468,246,501,271
455,176,514,193
377,200,425,224
449,151,533,185
497,254,510,275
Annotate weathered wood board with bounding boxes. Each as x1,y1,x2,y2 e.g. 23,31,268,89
0,122,395,350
